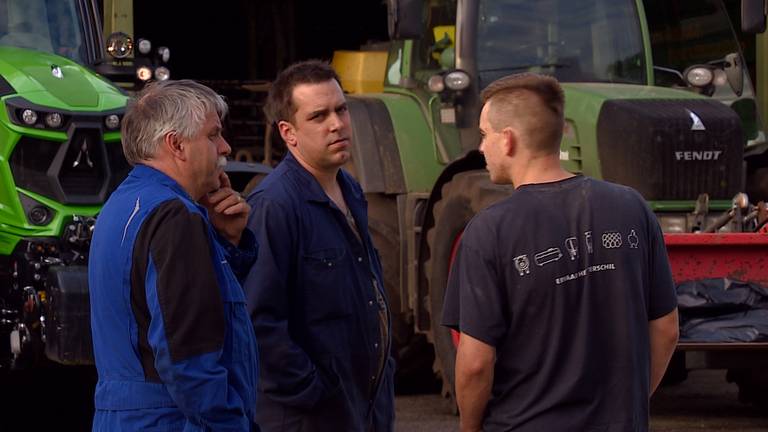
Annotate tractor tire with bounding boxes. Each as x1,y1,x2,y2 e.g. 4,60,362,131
424,170,513,406
366,193,439,393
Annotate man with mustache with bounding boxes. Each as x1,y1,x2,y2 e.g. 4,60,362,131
89,80,259,431
244,60,395,431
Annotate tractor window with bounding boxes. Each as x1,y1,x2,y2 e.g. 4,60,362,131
476,0,645,89
415,0,458,71
0,0,86,64
643,0,759,139
644,0,744,90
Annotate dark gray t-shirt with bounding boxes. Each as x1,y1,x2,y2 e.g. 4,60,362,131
443,176,677,432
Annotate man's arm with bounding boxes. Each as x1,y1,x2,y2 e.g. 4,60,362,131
649,308,679,395
135,200,250,430
244,196,334,409
456,332,496,432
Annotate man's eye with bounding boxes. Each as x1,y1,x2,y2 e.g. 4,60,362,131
337,106,348,113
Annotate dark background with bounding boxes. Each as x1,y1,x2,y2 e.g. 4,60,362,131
133,0,389,81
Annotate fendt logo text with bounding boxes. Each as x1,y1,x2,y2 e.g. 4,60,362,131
675,151,722,161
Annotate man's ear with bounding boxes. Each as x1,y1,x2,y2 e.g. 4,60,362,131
163,131,187,161
502,127,517,157
278,120,297,148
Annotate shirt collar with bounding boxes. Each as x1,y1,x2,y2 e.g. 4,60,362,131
282,152,362,204
130,164,195,202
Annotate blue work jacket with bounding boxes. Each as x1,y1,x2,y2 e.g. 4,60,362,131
89,164,259,431
244,153,395,431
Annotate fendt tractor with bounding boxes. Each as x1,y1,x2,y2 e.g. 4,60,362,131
0,0,168,371
333,0,768,406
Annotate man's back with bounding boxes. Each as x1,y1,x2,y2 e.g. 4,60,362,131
444,176,676,431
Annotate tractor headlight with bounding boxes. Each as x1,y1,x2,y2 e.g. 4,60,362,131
685,67,714,88
28,206,52,226
136,66,152,81
427,75,445,93
21,109,38,125
105,114,121,130
17,193,55,226
137,38,152,55
157,46,170,63
106,32,133,59
154,66,170,81
445,70,470,91
44,112,63,129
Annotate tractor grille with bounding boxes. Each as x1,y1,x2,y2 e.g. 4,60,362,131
10,128,130,205
58,129,108,197
597,99,744,200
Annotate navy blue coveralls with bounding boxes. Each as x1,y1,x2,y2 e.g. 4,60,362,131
244,153,395,431
89,165,259,431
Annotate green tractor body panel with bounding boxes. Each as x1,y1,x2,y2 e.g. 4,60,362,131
0,48,126,257
375,92,459,193
0,47,126,110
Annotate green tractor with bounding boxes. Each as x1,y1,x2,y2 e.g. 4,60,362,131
0,0,138,370
337,0,768,404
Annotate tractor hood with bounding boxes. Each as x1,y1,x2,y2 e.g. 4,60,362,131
563,82,712,100
560,83,743,201
561,82,709,115
0,46,126,111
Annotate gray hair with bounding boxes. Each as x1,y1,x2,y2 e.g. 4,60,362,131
121,80,228,164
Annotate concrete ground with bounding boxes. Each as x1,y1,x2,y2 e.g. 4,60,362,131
394,370,768,432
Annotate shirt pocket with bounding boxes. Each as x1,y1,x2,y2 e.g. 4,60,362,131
218,262,257,366
302,247,353,323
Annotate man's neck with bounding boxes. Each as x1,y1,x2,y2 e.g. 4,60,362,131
143,159,201,200
511,153,574,189
290,151,341,196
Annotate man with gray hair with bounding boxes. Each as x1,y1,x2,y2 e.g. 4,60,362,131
89,80,260,431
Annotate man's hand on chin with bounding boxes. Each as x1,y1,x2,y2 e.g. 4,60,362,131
200,172,249,246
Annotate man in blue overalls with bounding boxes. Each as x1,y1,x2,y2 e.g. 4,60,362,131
245,60,395,431
89,80,259,431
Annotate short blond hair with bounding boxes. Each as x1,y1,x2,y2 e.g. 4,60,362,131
481,73,565,154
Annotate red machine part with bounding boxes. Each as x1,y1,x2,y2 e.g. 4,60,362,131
664,233,768,286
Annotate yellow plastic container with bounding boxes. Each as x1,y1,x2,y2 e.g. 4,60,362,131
331,50,388,94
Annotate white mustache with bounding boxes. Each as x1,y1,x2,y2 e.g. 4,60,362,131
217,156,228,168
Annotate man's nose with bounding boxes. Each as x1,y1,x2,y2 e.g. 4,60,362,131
219,137,232,156
328,113,344,132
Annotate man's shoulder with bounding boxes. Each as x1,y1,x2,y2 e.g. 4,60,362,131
251,163,302,202
587,177,643,199
461,197,516,249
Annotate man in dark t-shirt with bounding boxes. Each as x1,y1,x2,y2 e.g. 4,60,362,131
442,73,679,432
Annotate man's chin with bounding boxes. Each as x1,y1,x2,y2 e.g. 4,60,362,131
328,151,350,167
206,180,221,194
487,169,510,185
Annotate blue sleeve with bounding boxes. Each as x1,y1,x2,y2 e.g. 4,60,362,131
215,227,258,282
243,195,335,409
139,202,251,430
